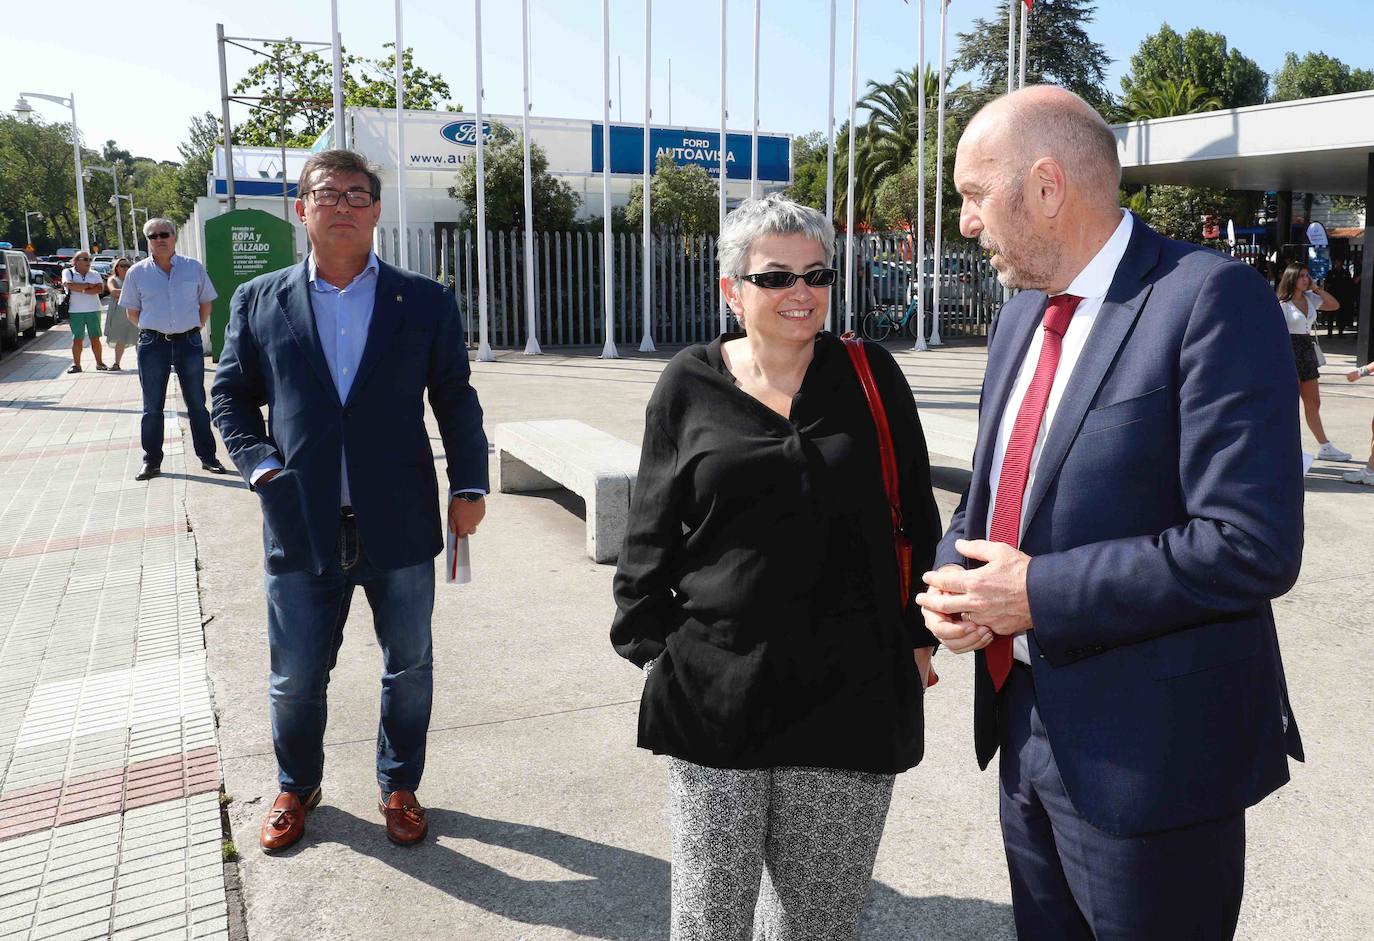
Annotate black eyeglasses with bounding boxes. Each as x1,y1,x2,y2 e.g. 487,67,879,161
740,268,837,290
308,188,377,208
147,232,174,240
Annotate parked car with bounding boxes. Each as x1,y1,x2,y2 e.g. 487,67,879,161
29,261,71,318
29,270,64,327
0,250,39,351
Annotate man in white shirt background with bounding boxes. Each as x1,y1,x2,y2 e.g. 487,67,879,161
60,251,108,373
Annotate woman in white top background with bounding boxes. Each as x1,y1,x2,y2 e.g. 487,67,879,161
1277,262,1349,461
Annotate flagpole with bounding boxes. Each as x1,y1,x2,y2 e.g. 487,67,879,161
1007,0,1017,95
394,0,408,270
600,0,619,358
718,0,728,335
824,0,837,335
843,0,859,335
520,0,541,353
474,0,494,362
330,0,345,147
640,0,656,352
1018,0,1029,88
750,0,761,199
930,0,948,347
912,0,928,352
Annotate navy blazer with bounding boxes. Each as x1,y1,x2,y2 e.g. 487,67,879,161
211,259,488,576
936,218,1305,837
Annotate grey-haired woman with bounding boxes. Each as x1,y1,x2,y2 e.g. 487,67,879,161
611,194,941,940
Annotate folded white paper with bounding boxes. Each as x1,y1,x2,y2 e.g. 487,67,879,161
1301,452,1315,477
445,529,472,584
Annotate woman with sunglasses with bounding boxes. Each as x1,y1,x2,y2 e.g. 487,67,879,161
612,194,941,940
104,258,140,370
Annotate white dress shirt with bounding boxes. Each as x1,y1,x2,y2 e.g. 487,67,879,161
984,210,1134,664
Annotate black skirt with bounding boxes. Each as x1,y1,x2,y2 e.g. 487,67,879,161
1291,335,1319,382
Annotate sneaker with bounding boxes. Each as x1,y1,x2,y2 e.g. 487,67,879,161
1317,442,1352,462
1342,467,1374,486
66,364,82,374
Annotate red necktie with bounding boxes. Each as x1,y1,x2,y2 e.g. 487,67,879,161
984,294,1082,691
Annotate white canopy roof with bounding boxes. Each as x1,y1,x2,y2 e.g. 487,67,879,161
1113,90,1374,197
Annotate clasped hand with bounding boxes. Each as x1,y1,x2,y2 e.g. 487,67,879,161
915,539,1033,655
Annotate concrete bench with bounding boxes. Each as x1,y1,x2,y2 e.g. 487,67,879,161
495,419,641,564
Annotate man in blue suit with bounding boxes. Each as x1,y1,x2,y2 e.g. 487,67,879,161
212,149,488,853
917,87,1304,939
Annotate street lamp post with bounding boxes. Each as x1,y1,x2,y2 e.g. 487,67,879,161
110,194,137,256
14,91,90,252
85,165,126,255
132,209,150,255
24,212,43,251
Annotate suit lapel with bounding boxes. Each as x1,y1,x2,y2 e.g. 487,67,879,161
276,262,337,401
1020,223,1162,532
346,261,405,407
968,293,1046,538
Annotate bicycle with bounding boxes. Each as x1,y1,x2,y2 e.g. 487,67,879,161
860,294,926,342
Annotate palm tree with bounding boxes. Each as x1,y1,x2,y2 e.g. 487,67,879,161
1117,78,1224,121
838,66,940,226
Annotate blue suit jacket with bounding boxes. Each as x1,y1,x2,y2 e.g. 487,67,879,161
936,218,1305,836
211,258,488,576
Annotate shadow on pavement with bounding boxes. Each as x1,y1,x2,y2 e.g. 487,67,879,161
862,884,1016,940
317,806,670,940
312,806,1014,940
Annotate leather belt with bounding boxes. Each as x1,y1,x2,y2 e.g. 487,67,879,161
140,328,198,341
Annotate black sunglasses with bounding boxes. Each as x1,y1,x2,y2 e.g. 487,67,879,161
147,232,174,240
740,268,837,290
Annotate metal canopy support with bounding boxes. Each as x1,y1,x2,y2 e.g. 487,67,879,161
1359,154,1374,365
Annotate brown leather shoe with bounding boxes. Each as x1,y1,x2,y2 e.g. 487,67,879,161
260,787,321,853
378,790,428,845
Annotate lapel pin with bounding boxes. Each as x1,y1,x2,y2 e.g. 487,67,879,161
396,294,403,302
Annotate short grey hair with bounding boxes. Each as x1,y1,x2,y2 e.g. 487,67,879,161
717,194,835,281
143,217,177,237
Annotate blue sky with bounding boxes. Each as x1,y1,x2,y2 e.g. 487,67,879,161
3,0,1372,163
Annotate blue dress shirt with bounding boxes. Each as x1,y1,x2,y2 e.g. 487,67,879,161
251,253,483,505
119,254,217,333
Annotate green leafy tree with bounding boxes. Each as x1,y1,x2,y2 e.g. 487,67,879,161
1272,51,1374,102
852,66,940,223
171,112,221,222
233,41,457,148
873,158,924,235
0,114,91,251
1120,25,1268,109
786,131,832,213
623,154,721,235
1117,77,1224,121
953,0,1113,115
450,131,578,232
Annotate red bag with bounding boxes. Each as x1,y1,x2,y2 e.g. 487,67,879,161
841,334,938,686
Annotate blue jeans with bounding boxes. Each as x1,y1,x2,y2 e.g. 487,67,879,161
136,329,218,465
265,513,436,796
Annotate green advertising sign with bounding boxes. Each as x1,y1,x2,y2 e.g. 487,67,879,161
204,209,297,359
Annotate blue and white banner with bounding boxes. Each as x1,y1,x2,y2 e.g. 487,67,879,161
592,125,791,182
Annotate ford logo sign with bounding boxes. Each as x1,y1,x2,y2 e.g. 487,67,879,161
440,121,494,146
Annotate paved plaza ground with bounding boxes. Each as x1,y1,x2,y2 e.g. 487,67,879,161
1,324,1372,940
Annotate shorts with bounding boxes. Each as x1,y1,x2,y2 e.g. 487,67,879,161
69,310,102,341
1291,334,1319,383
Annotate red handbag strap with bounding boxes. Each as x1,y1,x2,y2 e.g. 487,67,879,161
841,334,903,535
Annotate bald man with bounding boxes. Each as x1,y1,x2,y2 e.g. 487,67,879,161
916,86,1304,939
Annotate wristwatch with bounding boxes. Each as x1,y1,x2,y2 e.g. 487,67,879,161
454,491,485,503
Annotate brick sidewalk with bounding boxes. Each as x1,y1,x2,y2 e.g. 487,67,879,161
0,330,230,941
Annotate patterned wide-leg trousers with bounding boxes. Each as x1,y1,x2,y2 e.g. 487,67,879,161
667,758,896,941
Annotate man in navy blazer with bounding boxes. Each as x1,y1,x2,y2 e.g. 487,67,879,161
917,87,1304,939
212,150,488,853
